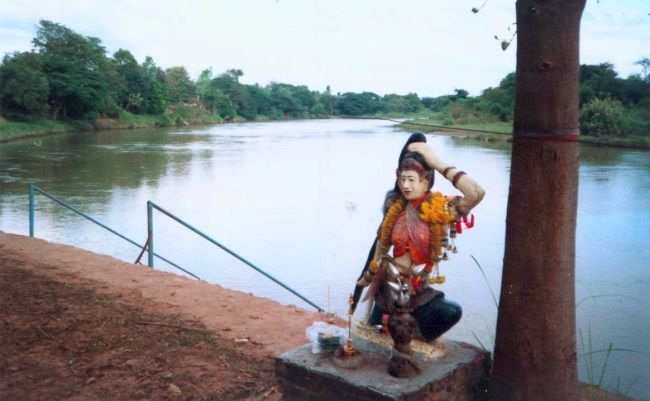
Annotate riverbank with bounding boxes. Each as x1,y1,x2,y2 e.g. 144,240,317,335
0,106,222,144
0,232,336,400
398,119,650,150
0,232,641,401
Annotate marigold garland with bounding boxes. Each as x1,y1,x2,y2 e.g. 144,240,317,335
420,192,455,264
373,198,406,271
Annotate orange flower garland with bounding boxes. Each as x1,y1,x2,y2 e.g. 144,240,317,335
371,198,406,272
419,192,455,264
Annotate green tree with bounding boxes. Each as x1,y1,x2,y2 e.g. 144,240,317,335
112,49,144,112
33,20,112,119
247,84,272,116
636,57,650,81
421,95,452,112
579,62,621,105
141,56,167,114
201,79,236,118
0,52,50,115
164,66,195,104
213,69,256,119
196,68,213,100
481,72,516,120
382,93,422,114
269,82,302,117
452,88,469,100
290,85,316,112
336,92,382,115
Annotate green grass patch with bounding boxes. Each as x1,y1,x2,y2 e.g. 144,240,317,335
1,105,223,143
400,117,650,149
0,119,74,142
399,117,513,136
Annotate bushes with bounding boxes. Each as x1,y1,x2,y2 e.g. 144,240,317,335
579,97,650,137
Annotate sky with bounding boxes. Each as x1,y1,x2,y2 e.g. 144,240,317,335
0,0,648,97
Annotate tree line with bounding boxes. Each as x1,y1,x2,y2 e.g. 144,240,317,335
427,60,650,137
0,20,426,122
0,20,648,137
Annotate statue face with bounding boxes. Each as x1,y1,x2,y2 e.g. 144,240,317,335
398,170,428,200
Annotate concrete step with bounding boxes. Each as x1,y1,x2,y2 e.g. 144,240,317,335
276,338,491,401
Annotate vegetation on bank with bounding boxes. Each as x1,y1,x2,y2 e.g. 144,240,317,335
0,20,647,147
399,117,650,150
400,61,650,149
0,105,222,142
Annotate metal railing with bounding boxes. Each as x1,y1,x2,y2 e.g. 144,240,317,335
147,201,323,311
27,184,323,311
28,184,200,280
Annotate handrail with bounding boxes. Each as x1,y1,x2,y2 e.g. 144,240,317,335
28,184,201,280
147,201,324,312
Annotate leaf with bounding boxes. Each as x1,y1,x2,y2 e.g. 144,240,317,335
501,40,511,51
472,7,479,13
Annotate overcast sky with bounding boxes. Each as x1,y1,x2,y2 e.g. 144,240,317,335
1,0,647,97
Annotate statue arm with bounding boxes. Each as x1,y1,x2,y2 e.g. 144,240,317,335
408,142,485,215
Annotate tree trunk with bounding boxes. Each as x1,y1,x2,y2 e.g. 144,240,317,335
489,1,586,400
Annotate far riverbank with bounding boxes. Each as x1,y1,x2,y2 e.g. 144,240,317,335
2,112,649,151
0,106,222,144
397,119,650,150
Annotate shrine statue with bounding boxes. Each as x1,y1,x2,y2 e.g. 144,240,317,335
350,133,485,377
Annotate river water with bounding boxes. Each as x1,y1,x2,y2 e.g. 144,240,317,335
1,119,648,399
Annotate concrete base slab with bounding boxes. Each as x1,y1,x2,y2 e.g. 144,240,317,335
276,339,491,401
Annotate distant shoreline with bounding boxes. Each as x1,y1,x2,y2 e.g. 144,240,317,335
2,115,648,151
396,120,650,150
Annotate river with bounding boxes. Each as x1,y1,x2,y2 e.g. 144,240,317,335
1,119,648,400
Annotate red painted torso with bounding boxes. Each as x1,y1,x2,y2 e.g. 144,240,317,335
390,199,431,267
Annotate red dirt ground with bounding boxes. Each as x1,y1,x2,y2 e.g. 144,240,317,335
0,232,340,400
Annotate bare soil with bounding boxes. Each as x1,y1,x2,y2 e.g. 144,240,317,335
0,233,338,400
1,262,274,400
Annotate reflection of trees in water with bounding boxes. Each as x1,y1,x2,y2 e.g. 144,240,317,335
580,144,626,167
0,129,217,212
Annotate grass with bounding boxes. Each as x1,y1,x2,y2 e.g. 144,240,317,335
0,106,223,143
468,255,498,354
578,328,648,400
401,118,513,135
0,118,74,142
469,255,646,399
398,116,650,149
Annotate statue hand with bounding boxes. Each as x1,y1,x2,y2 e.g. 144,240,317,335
407,142,445,171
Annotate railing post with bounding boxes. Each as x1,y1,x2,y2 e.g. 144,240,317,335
29,184,35,237
147,201,154,268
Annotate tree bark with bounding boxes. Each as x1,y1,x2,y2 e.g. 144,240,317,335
489,1,586,400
